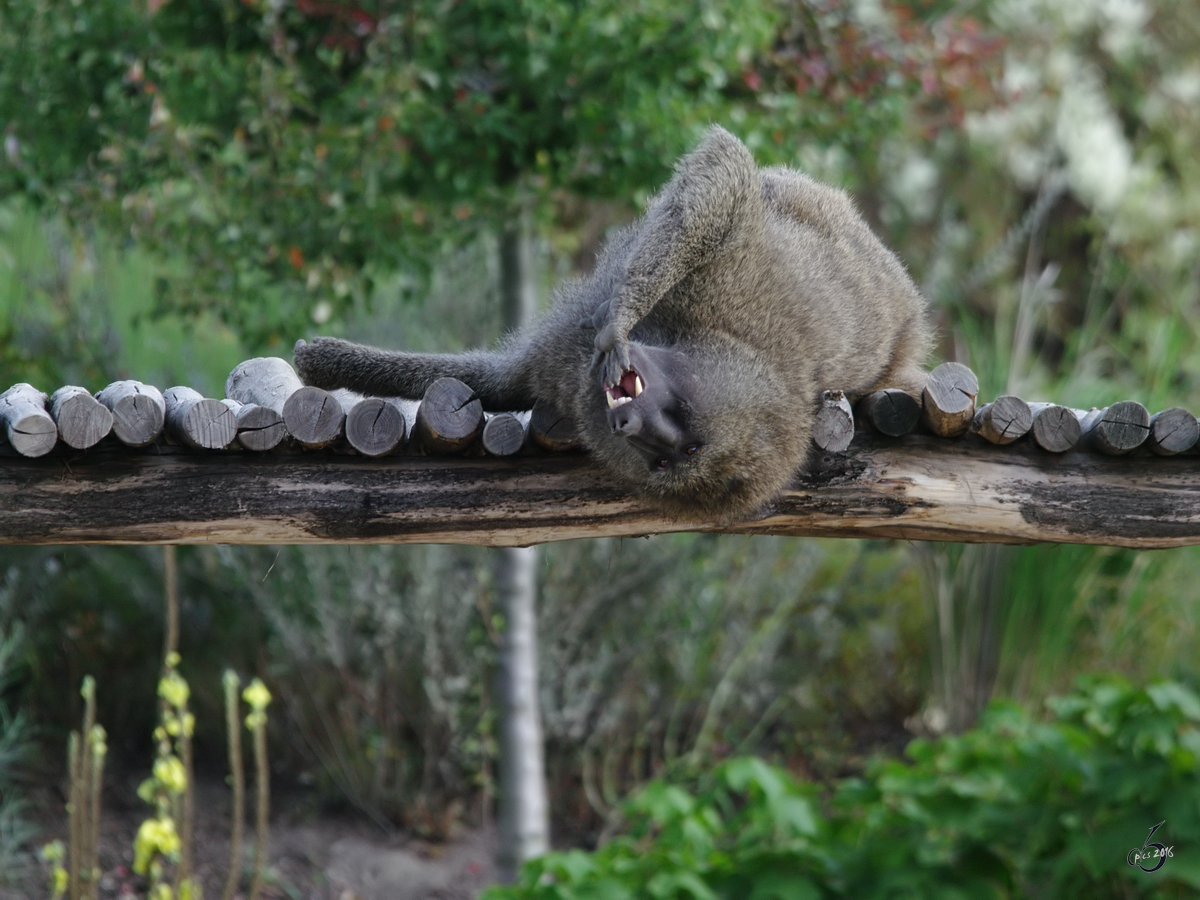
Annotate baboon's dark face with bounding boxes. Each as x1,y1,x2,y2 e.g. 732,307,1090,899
603,343,704,473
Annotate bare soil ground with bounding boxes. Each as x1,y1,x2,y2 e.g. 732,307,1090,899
4,772,498,900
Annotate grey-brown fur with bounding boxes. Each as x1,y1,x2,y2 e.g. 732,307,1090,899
294,127,931,520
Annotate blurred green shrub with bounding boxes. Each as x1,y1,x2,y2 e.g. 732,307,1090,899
487,678,1200,899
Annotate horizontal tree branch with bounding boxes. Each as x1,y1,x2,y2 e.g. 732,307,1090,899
2,434,1198,548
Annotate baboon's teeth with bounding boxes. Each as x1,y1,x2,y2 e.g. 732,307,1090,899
606,392,632,409
633,375,644,397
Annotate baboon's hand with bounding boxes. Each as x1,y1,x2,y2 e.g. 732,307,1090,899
581,298,631,387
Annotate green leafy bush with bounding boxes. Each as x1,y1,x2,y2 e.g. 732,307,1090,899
487,678,1200,899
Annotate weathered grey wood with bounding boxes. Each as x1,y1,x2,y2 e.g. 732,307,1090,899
164,386,237,450
282,385,345,448
49,386,113,449
529,399,580,452
857,388,921,437
1147,407,1199,456
221,400,287,452
225,357,304,414
95,380,165,447
813,391,854,452
972,395,1032,445
1028,402,1081,453
329,388,365,416
344,397,406,457
0,383,56,457
482,413,527,457
3,435,1200,549
921,362,979,437
415,377,484,454
1078,401,1149,455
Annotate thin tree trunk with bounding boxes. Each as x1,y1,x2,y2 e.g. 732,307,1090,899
494,211,549,883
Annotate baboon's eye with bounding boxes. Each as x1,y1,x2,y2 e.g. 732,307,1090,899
656,457,671,469
685,444,700,455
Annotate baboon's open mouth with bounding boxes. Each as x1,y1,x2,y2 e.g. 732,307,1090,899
605,368,644,409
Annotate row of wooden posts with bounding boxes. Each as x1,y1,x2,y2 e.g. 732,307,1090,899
2,359,1198,461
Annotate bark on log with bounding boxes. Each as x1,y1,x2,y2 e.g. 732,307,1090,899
50,386,113,450
282,385,345,449
220,400,287,452
164,386,237,450
857,388,921,437
972,396,1032,446
482,413,527,457
813,391,854,451
1028,402,1081,453
0,383,57,457
1147,407,1199,456
528,400,580,452
1078,401,1150,455
921,362,979,437
344,397,407,457
4,435,1200,549
95,381,165,447
415,377,484,454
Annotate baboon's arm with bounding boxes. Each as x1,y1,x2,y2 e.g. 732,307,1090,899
593,126,759,387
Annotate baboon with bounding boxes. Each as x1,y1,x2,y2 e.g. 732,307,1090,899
294,126,931,519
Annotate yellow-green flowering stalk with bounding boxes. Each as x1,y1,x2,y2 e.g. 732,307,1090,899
243,678,272,900
136,655,199,900
40,839,67,900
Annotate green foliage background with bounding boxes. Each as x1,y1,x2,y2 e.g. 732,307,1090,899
1,0,1199,890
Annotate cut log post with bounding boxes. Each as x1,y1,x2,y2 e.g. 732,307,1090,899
225,357,304,414
220,400,287,452
813,390,854,452
163,386,237,450
921,362,979,437
1028,402,1081,453
415,377,484,454
1147,407,1199,456
857,388,921,437
1078,401,1150,455
482,413,527,457
344,397,407,457
972,395,1032,445
282,386,346,449
529,399,580,452
49,386,113,450
95,380,165,447
0,383,57,457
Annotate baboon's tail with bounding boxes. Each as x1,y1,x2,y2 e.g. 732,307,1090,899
293,338,535,410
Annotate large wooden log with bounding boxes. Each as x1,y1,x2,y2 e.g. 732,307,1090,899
50,386,113,450
0,383,57,457
3,434,1200,549
95,380,165,447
